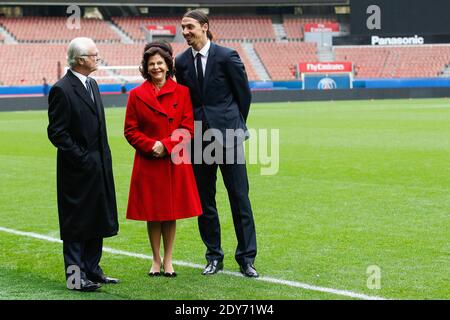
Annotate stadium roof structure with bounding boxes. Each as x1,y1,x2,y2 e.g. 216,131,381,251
2,0,349,6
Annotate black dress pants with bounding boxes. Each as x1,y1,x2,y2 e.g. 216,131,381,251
193,140,257,266
63,238,104,281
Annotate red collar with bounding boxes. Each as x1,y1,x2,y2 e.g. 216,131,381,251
134,78,178,116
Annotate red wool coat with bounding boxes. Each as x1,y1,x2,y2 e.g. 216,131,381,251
124,78,202,221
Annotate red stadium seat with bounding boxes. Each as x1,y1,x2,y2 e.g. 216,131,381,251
0,17,121,42
1,15,449,85
112,16,275,42
335,45,450,79
111,17,180,42
254,42,318,80
97,42,259,82
0,42,259,85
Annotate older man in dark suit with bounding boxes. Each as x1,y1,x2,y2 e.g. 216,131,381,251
47,37,119,291
175,10,258,278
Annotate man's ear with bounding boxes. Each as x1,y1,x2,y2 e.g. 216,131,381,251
202,23,209,33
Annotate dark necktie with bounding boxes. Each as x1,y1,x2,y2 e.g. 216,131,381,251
85,78,95,103
196,52,208,127
196,53,204,90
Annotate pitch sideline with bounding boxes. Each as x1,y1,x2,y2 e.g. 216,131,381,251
0,226,387,300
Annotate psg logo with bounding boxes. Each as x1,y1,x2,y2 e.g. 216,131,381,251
317,78,337,90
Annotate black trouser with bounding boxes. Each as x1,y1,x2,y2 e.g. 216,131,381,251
63,238,104,281
193,141,257,266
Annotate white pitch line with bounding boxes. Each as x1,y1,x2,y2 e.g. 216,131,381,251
0,226,387,300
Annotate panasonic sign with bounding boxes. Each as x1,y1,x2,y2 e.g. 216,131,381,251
371,35,425,46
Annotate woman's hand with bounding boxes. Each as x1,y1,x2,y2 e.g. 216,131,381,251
152,141,167,158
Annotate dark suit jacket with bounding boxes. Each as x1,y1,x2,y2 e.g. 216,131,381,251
175,42,251,146
47,70,119,241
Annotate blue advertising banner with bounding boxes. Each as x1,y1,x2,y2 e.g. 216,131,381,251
303,74,352,90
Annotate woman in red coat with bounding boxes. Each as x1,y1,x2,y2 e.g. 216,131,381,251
124,42,202,277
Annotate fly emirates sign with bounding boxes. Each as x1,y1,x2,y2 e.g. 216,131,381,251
299,62,353,73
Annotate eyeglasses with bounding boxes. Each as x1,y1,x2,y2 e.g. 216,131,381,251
79,54,101,61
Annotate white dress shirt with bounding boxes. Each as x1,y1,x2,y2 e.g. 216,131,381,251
70,69,89,90
191,39,211,77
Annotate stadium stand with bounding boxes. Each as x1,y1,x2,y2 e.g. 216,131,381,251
335,45,450,78
209,16,275,42
111,17,180,42
254,42,318,80
1,14,450,85
0,44,67,85
334,46,389,78
112,16,275,42
97,42,258,82
0,17,121,42
0,41,258,85
0,44,110,85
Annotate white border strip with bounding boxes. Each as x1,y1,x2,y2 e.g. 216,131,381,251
0,226,387,300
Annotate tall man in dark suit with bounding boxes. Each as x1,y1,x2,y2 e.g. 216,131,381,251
48,37,119,291
176,10,258,277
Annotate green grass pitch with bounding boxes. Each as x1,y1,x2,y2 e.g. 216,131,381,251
0,98,448,300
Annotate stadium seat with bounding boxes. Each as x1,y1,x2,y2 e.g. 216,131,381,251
112,16,275,42
0,41,260,85
0,44,108,85
334,45,450,78
254,42,318,80
1,15,449,85
0,17,121,42
111,17,180,42
208,16,275,41
97,42,259,82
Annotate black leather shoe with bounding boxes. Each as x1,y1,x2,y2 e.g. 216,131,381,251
148,271,162,277
88,274,120,284
240,264,259,278
163,272,177,277
99,276,120,284
202,260,223,275
69,279,101,292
